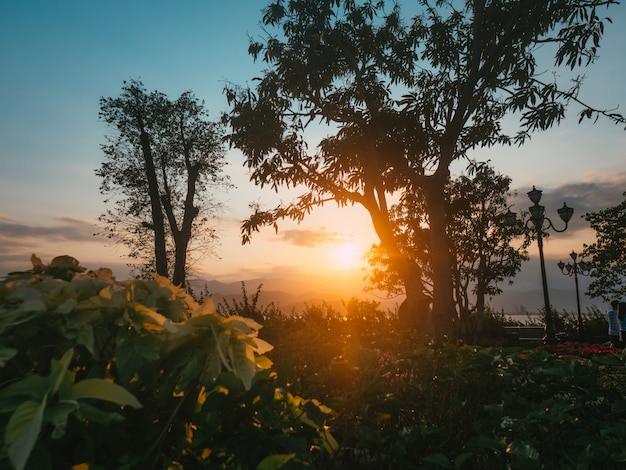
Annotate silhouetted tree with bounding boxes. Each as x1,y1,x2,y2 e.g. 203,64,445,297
97,79,230,286
366,162,529,326
225,0,623,337
583,192,626,300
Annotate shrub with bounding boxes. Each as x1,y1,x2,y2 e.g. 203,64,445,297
0,255,336,469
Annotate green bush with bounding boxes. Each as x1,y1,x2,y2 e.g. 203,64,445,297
0,256,336,470
255,295,626,469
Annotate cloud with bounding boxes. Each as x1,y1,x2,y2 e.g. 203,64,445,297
510,171,625,215
0,214,109,276
508,173,625,241
276,227,352,247
0,214,98,242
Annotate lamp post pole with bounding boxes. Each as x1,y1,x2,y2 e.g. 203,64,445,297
505,186,574,345
558,251,592,342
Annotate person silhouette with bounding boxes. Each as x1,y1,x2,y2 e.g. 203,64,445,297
607,300,620,348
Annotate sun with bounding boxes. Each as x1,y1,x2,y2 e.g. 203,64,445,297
333,241,361,269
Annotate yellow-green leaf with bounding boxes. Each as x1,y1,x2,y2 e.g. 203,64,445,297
5,396,47,470
48,349,74,395
256,453,295,470
70,379,142,409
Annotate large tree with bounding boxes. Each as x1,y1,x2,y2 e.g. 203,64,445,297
97,80,230,286
225,0,623,336
366,161,530,328
583,192,626,301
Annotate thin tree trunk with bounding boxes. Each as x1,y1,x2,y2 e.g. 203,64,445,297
139,130,168,278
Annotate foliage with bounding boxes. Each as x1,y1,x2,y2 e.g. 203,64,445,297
583,191,626,301
224,0,624,336
257,298,626,469
0,255,335,469
366,161,530,324
97,79,231,286
217,282,277,324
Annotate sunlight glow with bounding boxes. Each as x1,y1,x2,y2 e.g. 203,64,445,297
333,241,361,269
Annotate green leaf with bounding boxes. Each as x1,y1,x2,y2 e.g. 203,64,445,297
506,440,540,460
422,453,451,467
257,453,295,470
591,354,624,366
0,375,49,403
116,330,160,384
302,400,325,428
70,378,142,409
5,396,47,470
44,401,77,439
0,346,18,367
48,349,74,395
75,401,125,425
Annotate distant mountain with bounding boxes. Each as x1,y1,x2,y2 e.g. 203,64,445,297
189,271,604,317
187,276,402,314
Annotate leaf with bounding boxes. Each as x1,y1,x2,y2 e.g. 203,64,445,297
191,295,216,317
134,304,178,333
228,339,257,390
55,298,77,314
302,400,325,428
44,401,77,439
257,453,295,470
0,375,49,403
0,346,18,367
48,349,74,395
71,379,142,409
255,355,273,370
252,337,274,355
5,396,47,470
116,331,160,384
224,315,262,334
421,453,450,467
75,402,125,425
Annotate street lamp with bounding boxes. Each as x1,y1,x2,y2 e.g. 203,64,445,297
558,251,592,342
505,186,574,345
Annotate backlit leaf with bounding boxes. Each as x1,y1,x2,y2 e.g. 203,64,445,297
71,379,142,409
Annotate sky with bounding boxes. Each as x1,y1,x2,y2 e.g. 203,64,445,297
1,1,625,313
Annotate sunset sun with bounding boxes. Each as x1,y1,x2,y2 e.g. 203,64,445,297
333,241,361,269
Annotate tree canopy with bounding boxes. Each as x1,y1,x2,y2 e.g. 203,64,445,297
583,192,626,301
97,79,230,286
225,0,623,337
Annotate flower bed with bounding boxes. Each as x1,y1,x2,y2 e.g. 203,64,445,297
538,341,618,357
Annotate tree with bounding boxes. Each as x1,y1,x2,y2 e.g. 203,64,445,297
365,161,530,329
225,0,623,337
97,79,230,286
583,192,626,301
447,162,530,319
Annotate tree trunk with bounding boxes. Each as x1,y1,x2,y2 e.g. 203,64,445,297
364,191,432,333
397,258,432,332
166,163,200,287
424,180,457,337
139,130,168,278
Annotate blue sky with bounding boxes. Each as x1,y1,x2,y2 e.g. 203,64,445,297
1,0,625,312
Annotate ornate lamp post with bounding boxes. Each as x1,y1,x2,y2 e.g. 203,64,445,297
505,186,574,345
558,251,592,342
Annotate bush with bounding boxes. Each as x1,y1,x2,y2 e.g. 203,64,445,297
0,256,336,470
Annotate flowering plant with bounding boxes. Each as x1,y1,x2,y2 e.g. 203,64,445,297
538,341,616,358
